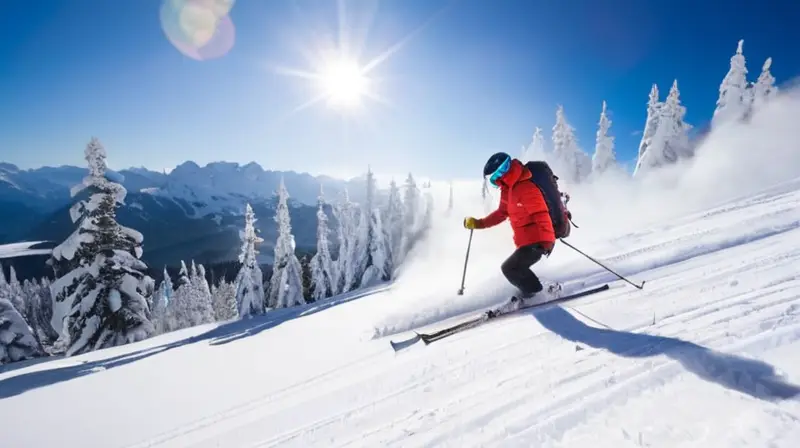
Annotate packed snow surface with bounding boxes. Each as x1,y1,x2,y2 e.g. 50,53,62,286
2,175,800,447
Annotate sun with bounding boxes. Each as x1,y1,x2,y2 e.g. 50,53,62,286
319,59,369,109
269,0,454,119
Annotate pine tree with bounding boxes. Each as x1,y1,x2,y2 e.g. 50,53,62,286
0,298,45,364
0,265,26,324
31,277,58,345
165,260,199,330
309,187,335,301
713,39,749,127
383,179,405,276
212,279,238,321
354,168,390,288
752,57,778,112
663,79,692,159
189,261,215,324
633,84,661,177
151,267,173,333
552,105,592,183
0,264,13,315
267,178,306,308
636,80,692,175
401,173,423,256
332,188,358,294
48,137,154,356
521,127,547,163
591,100,618,176
234,203,264,317
150,281,166,334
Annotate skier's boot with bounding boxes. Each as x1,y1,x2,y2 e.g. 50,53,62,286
518,282,562,307
545,282,563,297
489,287,540,317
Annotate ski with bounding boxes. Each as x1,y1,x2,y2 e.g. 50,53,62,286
391,284,609,349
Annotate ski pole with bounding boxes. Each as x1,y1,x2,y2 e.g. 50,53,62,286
457,229,474,295
558,238,645,289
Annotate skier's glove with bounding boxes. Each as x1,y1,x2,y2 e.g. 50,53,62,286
463,217,478,229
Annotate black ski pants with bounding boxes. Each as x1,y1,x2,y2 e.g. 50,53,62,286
501,243,546,295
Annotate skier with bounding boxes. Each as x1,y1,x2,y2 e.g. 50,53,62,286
463,152,560,306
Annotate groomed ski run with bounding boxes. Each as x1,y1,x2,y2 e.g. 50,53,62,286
3,170,800,447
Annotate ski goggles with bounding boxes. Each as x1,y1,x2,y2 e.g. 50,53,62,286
487,155,511,187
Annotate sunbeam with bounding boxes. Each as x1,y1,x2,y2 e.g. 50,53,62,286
268,0,453,119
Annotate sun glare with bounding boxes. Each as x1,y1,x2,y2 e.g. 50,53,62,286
269,0,451,121
320,60,368,109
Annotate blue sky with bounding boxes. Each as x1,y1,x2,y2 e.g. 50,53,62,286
1,0,798,181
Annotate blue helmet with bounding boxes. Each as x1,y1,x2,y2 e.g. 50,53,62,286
483,152,512,187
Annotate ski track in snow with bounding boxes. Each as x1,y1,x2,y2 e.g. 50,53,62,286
2,185,800,447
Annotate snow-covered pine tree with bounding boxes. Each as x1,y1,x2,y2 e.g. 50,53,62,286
383,179,405,274
151,267,173,333
149,281,166,334
309,187,335,301
29,276,58,346
751,57,778,112
165,260,198,330
48,137,154,356
552,105,592,184
267,178,306,308
0,264,13,315
591,100,619,176
20,279,42,343
713,39,749,127
161,267,173,305
420,181,434,237
635,80,692,175
354,168,390,288
521,127,547,163
212,279,238,321
332,188,359,294
0,298,45,364
633,84,661,177
234,203,264,317
663,79,692,159
400,173,425,256
190,261,215,324
0,265,26,320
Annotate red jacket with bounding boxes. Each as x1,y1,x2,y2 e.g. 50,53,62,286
476,159,555,251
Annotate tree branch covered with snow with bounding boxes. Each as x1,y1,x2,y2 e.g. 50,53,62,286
48,137,154,356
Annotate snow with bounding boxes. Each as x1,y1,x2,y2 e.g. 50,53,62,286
713,39,750,127
0,241,52,259
4,88,800,448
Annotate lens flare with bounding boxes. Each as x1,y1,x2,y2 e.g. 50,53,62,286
160,0,236,61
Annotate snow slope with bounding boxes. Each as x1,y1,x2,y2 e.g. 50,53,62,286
3,91,800,447
2,175,800,447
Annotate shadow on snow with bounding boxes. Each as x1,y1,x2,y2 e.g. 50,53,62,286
0,284,388,399
531,306,800,402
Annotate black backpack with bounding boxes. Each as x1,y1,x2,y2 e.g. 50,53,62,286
525,160,571,239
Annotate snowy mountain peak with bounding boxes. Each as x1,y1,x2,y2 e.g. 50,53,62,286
0,162,19,174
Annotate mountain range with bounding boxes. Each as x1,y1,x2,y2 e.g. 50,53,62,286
0,161,369,274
